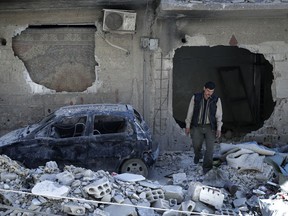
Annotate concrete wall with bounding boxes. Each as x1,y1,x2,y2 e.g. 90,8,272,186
1,2,288,152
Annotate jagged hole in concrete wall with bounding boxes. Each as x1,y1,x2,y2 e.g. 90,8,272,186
12,25,97,92
173,46,275,136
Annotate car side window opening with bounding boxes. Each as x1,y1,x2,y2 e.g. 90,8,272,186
93,115,130,135
51,116,87,138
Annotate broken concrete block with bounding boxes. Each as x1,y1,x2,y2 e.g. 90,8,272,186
199,186,224,209
152,198,170,209
172,172,187,186
44,161,59,173
104,198,137,216
162,185,184,203
56,171,75,186
0,172,18,181
62,203,86,216
162,209,178,216
31,180,70,199
93,208,110,216
180,200,196,213
233,198,247,208
114,173,145,182
113,194,125,203
187,181,203,201
83,177,111,198
138,180,162,189
193,201,215,214
137,200,156,216
145,189,165,203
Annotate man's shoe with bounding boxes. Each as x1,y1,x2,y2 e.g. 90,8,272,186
194,157,199,164
203,168,211,175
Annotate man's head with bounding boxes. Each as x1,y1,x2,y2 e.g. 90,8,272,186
203,81,215,99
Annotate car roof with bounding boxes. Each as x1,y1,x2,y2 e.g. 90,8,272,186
54,104,135,116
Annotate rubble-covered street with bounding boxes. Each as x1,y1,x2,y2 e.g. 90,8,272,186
1,141,288,215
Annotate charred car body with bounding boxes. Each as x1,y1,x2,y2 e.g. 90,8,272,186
0,104,159,177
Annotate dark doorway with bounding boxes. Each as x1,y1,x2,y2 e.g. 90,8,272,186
173,46,275,136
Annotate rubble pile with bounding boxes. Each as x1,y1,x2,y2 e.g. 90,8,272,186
0,141,288,215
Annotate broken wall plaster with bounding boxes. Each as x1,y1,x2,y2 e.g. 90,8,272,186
23,69,55,94
12,24,101,94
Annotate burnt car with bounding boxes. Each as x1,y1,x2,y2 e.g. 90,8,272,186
0,104,159,177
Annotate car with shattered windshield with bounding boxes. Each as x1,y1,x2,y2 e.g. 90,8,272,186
0,104,159,177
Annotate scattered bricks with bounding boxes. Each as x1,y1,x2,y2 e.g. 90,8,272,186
152,199,170,209
199,186,224,209
62,203,85,216
180,200,196,213
162,185,184,203
145,189,165,203
83,178,111,199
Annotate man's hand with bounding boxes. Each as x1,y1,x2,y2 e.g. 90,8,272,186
185,128,190,136
216,130,221,138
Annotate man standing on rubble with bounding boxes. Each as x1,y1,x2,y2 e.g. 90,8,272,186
185,81,223,174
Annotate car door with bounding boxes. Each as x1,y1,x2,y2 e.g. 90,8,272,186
32,115,90,169
87,114,135,172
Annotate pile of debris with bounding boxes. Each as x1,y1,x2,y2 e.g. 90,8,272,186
0,141,288,215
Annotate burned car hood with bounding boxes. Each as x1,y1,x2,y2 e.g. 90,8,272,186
0,124,38,147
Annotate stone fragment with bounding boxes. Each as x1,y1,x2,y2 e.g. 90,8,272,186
233,198,247,208
114,173,145,182
162,185,184,203
152,198,170,209
62,203,86,216
56,171,75,186
31,180,70,199
172,172,187,186
104,199,137,216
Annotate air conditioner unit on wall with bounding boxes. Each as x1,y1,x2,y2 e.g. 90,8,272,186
103,9,137,33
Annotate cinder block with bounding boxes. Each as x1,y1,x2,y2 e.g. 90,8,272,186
145,189,165,203
152,199,170,209
180,200,196,213
83,178,111,198
62,203,85,216
199,186,224,209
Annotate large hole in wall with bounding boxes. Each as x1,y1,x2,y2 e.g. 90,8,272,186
173,46,275,137
12,25,97,92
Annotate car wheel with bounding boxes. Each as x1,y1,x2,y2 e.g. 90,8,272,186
120,159,148,177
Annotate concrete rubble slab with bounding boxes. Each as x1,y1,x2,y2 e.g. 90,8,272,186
31,180,70,199
104,199,137,216
114,173,145,182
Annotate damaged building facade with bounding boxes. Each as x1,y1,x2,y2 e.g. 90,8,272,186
0,0,288,151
